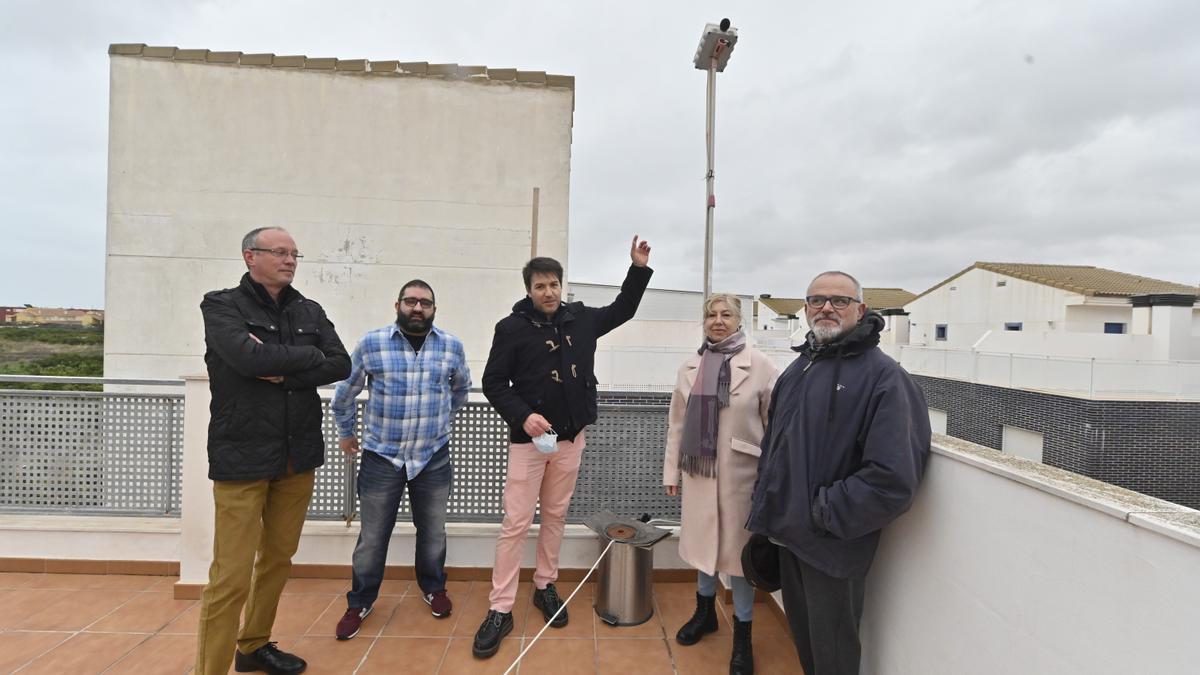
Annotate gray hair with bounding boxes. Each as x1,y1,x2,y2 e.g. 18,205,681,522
241,227,288,253
809,270,863,300
703,293,743,324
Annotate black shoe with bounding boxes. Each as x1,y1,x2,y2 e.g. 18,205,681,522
730,617,754,674
234,642,307,674
472,609,514,659
532,583,569,628
676,592,718,645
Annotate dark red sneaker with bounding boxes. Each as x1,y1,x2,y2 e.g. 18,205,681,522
336,606,372,640
424,590,453,617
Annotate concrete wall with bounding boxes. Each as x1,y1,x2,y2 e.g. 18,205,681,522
862,436,1200,674
105,56,575,382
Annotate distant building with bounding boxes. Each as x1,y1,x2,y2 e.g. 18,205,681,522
9,307,104,326
896,262,1200,510
905,262,1200,360
0,307,23,323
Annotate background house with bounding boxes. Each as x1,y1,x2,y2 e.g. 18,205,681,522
905,262,1200,360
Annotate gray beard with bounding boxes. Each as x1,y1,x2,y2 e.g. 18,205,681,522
811,323,845,344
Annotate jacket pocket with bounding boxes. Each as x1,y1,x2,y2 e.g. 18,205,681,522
730,437,762,458
245,318,279,343
292,323,321,346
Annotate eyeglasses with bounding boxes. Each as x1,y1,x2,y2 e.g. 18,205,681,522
806,295,860,310
250,248,304,260
400,297,435,309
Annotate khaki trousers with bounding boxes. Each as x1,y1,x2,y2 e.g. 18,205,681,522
194,469,315,675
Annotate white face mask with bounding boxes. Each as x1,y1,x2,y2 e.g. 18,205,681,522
532,429,559,454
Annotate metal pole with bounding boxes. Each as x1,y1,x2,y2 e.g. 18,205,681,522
703,59,717,299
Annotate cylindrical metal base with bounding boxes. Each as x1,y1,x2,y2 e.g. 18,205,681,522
593,539,655,626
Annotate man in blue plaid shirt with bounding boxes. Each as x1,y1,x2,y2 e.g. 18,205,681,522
330,279,471,640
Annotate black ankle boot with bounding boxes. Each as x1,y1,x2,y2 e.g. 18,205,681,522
729,617,754,674
675,592,718,645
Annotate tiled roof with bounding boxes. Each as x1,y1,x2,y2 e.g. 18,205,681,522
915,262,1200,300
107,44,575,90
758,288,915,316
863,288,917,309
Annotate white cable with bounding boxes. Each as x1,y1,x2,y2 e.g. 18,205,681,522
502,537,617,675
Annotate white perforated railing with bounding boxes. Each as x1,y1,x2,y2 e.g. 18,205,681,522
0,377,679,524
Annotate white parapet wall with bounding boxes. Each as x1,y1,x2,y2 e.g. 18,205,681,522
861,435,1200,674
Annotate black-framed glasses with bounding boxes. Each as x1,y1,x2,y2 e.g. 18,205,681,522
400,297,435,309
806,295,860,310
250,247,304,260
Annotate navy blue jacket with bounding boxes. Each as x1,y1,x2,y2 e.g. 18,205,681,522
746,312,930,579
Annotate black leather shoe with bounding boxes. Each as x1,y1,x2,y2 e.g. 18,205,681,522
730,617,754,674
472,609,514,659
234,642,307,674
676,592,718,645
532,583,569,627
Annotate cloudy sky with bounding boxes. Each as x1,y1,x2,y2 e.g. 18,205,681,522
2,0,1198,307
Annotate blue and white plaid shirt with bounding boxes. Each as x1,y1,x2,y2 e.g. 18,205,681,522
332,323,471,479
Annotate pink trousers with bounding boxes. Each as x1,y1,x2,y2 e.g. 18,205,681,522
488,430,586,612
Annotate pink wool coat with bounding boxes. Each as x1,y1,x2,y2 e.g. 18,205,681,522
663,347,779,577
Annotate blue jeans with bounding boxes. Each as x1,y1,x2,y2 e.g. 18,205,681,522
346,445,452,609
698,570,755,622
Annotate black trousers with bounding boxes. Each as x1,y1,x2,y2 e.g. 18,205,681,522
778,547,865,675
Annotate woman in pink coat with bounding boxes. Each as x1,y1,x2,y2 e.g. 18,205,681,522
663,293,779,675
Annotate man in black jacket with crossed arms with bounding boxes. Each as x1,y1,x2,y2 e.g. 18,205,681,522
195,226,350,675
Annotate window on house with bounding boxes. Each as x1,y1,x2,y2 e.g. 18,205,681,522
1104,322,1126,334
996,280,1007,287
1004,322,1023,331
935,325,948,341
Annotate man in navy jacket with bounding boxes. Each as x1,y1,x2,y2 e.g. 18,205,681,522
746,270,930,675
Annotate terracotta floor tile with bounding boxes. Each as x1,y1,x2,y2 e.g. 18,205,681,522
17,631,147,675
0,572,41,588
0,631,72,673
380,594,459,637
595,605,668,639
0,590,40,629
88,592,196,632
651,581,702,601
144,575,180,592
306,594,402,639
104,633,197,675
665,628,734,675
282,633,374,674
596,637,675,675
27,573,160,591
269,593,339,636
514,636,595,674
377,579,412,596
282,577,352,595
160,601,201,634
439,636,524,674
358,636,449,674
21,589,136,631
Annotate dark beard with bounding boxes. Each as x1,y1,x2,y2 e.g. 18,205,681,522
396,312,433,335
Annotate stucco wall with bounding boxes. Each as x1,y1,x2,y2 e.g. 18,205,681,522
862,437,1200,674
105,56,574,382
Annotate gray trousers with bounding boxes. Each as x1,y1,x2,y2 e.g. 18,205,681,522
778,547,865,675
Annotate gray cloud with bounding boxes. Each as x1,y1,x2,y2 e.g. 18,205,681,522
1,0,1198,307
